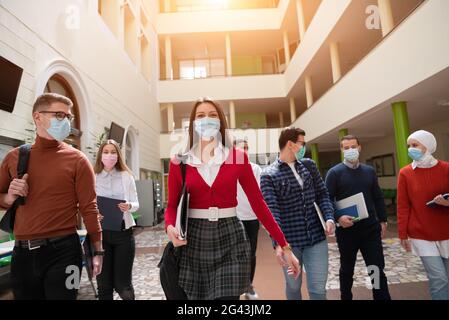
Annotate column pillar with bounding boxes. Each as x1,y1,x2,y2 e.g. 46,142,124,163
378,0,394,36
167,103,174,132
305,76,314,108
330,42,342,83
311,143,320,170
289,97,297,123
279,112,285,127
338,128,349,161
165,36,173,80
229,101,236,129
295,0,306,42
225,33,233,76
392,101,411,169
164,0,171,13
283,30,291,66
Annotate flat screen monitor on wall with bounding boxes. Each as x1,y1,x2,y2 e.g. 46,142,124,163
0,56,23,113
108,122,125,146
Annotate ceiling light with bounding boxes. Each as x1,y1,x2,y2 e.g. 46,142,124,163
437,100,449,107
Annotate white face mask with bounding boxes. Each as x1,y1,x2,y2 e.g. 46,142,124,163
46,118,71,141
194,117,221,141
343,148,359,162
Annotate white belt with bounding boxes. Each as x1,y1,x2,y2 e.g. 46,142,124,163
189,207,237,222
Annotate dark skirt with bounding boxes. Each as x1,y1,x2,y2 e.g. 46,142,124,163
178,217,251,300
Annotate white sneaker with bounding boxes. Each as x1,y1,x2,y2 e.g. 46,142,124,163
244,287,259,300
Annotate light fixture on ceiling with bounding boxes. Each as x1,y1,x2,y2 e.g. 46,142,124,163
437,100,449,107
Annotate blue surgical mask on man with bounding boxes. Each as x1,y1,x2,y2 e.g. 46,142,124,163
408,147,424,161
343,148,360,162
295,145,306,161
194,117,221,141
47,118,71,141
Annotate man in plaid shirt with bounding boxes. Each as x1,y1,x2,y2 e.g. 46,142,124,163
261,127,335,300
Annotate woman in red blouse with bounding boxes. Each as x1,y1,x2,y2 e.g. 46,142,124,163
165,98,300,300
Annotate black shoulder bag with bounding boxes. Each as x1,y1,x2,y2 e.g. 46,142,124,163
157,158,189,300
0,144,32,233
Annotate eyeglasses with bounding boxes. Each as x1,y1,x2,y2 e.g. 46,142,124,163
296,141,306,147
39,111,74,122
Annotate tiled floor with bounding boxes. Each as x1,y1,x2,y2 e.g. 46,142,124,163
0,218,431,300
74,221,431,300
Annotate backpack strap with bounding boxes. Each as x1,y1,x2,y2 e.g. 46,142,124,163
16,144,31,205
175,154,188,187
17,144,31,178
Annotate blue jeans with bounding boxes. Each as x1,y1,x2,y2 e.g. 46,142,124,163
281,240,329,300
421,256,449,300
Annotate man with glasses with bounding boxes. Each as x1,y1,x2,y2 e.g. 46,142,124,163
261,127,335,300
0,93,103,300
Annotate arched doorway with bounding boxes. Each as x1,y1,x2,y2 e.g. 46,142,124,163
35,60,92,157
44,74,82,149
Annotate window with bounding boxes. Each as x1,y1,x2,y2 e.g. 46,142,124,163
179,58,225,79
366,154,396,177
140,33,152,81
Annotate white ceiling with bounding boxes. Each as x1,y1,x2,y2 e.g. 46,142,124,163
313,66,449,151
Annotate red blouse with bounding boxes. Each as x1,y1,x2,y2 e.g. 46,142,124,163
165,148,288,247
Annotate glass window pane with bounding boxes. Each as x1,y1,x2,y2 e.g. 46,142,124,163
180,60,195,79
210,59,225,77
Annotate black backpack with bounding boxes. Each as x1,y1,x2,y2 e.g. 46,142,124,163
157,158,188,300
0,144,31,233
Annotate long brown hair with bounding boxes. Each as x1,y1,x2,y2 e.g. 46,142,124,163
94,139,132,174
187,97,233,151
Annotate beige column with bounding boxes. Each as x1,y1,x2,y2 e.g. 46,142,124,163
305,76,314,108
279,112,285,127
167,104,174,132
295,0,306,42
330,42,342,83
165,36,173,80
378,0,394,36
229,101,236,129
225,33,233,76
164,0,171,13
283,30,291,66
289,97,297,123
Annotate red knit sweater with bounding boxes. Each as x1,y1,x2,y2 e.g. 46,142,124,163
397,161,449,241
165,148,288,247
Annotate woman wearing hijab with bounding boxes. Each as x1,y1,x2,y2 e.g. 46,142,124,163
397,130,449,300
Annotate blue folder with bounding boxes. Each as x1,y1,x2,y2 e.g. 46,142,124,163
335,205,360,219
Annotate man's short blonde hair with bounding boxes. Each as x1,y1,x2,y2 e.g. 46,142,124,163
32,93,73,113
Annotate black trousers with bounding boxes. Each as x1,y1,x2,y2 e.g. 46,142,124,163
241,219,260,284
97,228,135,300
11,233,82,300
336,222,391,300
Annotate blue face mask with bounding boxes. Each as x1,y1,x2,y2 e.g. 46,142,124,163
344,148,360,162
295,146,306,161
47,118,71,142
194,117,221,141
408,147,424,161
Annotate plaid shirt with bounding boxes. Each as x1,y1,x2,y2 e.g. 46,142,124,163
261,158,335,249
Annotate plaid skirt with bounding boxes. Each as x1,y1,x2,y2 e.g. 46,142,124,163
178,216,252,300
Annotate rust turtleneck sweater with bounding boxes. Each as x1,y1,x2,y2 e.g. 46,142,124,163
0,135,102,242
